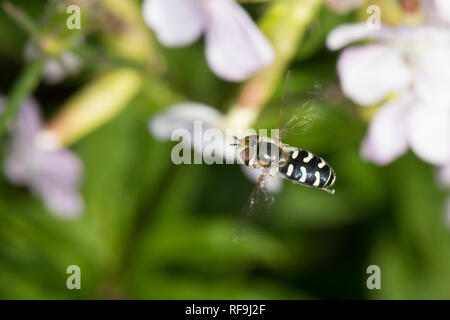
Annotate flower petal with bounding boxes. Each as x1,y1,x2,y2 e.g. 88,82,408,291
33,149,84,191
40,185,84,218
361,96,411,165
142,0,204,47
337,44,411,105
326,22,389,51
204,0,274,82
241,166,282,194
0,96,43,140
3,149,28,185
149,102,224,140
414,44,450,107
149,102,236,162
408,104,450,166
12,98,43,139
2,97,84,218
437,163,450,187
34,149,84,218
434,0,450,24
5,141,85,218
2,98,42,184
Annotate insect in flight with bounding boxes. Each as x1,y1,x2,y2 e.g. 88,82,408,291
230,72,336,241
233,134,336,194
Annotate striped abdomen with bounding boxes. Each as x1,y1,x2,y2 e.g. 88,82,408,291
278,148,335,190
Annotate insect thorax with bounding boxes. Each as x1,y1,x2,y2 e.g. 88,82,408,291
236,135,289,168
255,139,289,168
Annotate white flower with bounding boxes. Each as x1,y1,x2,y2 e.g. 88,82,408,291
149,102,282,193
439,163,450,187
426,0,450,26
1,97,84,218
327,23,450,171
142,0,275,82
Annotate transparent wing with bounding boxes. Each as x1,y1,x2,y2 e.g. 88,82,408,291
230,168,276,243
278,82,327,143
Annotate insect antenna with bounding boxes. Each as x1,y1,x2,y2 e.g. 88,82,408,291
229,135,239,146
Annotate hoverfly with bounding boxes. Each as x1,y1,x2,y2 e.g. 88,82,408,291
230,72,336,242
233,134,336,194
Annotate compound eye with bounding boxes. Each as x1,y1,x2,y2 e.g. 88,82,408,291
243,148,251,166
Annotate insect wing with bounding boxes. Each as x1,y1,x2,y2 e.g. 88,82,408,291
278,86,326,143
230,170,276,243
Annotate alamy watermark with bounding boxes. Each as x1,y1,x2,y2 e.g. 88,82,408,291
169,121,280,165
66,265,81,290
367,5,381,30
66,4,81,30
366,265,381,290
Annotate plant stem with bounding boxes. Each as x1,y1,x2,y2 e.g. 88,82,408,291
3,2,41,40
225,0,323,130
0,59,44,139
44,68,142,147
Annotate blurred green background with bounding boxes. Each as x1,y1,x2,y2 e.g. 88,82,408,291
0,0,449,299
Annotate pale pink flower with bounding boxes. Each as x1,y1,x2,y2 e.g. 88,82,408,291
142,0,274,82
426,0,450,26
1,97,84,218
149,102,282,193
326,0,450,23
439,164,450,187
328,23,450,227
327,23,450,169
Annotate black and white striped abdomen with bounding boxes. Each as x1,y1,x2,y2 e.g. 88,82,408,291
278,148,335,189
